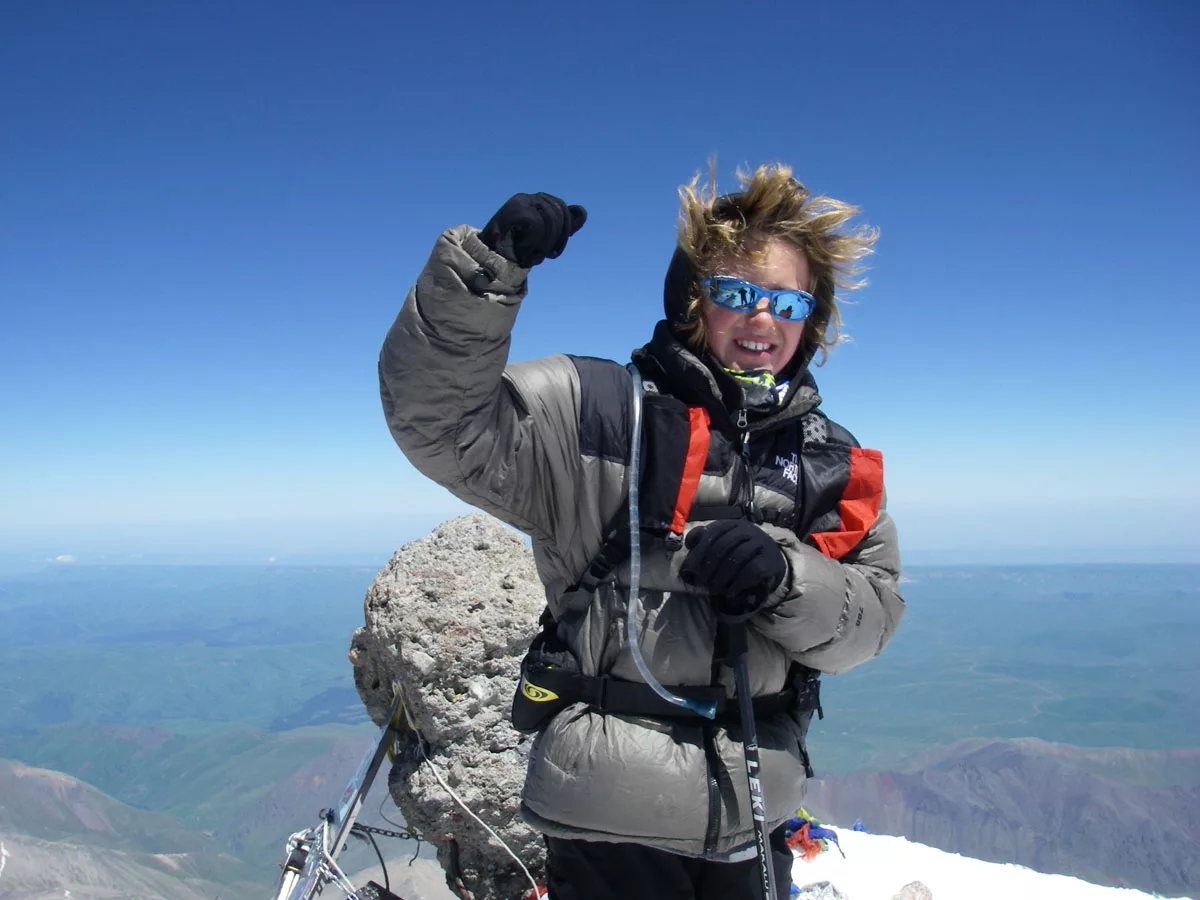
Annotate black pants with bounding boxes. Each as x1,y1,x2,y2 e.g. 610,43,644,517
544,826,793,900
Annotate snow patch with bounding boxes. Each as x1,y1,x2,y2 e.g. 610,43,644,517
790,830,1190,900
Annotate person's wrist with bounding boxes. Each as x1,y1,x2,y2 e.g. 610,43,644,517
462,229,529,294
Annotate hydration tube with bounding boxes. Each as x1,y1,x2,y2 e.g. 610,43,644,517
626,366,718,720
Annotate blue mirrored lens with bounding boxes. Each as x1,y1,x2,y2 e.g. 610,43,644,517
703,277,813,322
772,291,809,320
706,277,757,311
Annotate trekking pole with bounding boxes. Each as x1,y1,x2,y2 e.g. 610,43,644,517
723,616,779,900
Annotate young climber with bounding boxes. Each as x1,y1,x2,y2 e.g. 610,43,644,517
380,164,904,900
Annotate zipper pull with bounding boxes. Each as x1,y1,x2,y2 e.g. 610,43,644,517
735,408,748,429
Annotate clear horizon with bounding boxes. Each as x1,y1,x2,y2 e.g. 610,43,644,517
3,1,1197,562
2,518,1198,569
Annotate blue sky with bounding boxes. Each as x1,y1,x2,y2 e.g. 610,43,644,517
2,1,1197,563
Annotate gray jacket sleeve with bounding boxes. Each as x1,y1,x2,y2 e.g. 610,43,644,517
379,225,583,546
754,507,905,674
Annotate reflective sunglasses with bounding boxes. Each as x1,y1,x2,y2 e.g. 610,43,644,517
700,276,815,322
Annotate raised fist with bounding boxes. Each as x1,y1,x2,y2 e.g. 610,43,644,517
480,192,587,268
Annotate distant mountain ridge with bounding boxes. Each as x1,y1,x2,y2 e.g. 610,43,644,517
2,751,1192,900
0,758,261,899
0,754,457,900
894,738,1200,787
0,722,382,871
804,738,1200,898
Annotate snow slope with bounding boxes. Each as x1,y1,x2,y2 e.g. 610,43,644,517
790,829,1192,900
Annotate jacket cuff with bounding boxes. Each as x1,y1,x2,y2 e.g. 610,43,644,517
760,524,804,616
458,226,530,296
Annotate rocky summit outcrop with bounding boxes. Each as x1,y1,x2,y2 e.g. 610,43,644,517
349,514,548,900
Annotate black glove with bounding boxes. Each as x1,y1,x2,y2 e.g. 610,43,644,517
679,521,788,618
479,192,587,268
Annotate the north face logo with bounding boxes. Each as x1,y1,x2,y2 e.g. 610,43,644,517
776,452,799,486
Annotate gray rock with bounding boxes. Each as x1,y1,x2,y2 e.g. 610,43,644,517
892,881,933,900
350,514,548,900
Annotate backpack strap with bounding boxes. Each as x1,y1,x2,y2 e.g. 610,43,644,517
557,528,629,624
666,405,711,549
556,366,710,622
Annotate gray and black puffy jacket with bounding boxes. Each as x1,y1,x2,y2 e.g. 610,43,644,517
380,225,905,860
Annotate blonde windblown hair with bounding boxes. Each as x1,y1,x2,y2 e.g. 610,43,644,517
674,163,878,367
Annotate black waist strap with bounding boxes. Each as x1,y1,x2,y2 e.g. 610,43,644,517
585,675,794,724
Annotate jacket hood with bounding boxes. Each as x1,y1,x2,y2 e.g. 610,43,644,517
662,245,695,335
662,191,748,330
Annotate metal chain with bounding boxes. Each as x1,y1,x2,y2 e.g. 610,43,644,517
351,823,420,841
